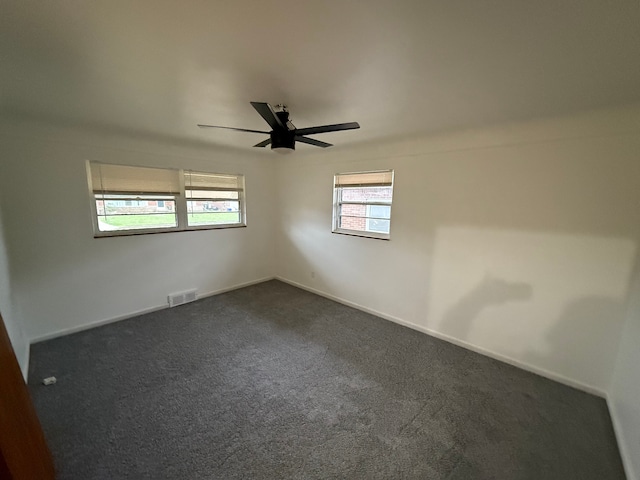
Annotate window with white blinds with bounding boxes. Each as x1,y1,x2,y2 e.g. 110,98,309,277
332,170,394,240
88,161,246,236
184,171,244,227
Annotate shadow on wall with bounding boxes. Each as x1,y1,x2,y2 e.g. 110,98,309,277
441,274,533,341
441,272,625,388
523,295,624,388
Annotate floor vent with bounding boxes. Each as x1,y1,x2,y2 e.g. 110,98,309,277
168,289,197,307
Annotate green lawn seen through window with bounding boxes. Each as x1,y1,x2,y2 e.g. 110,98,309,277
101,212,239,228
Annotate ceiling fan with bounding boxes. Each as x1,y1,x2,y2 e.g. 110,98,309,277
198,102,360,153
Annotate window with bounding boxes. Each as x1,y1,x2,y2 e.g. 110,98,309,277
184,171,243,228
88,162,245,236
332,170,394,239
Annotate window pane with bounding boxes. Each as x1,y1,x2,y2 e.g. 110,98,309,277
339,203,367,218
368,205,391,219
187,212,241,226
187,200,240,226
339,215,367,231
366,218,390,234
95,197,177,231
339,205,390,220
187,200,239,213
340,186,392,203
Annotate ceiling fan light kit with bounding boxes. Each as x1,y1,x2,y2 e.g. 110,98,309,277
198,102,360,152
272,148,294,154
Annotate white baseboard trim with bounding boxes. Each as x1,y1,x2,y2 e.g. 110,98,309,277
21,342,30,382
29,276,275,345
30,304,168,344
608,397,637,480
275,276,606,398
196,276,275,300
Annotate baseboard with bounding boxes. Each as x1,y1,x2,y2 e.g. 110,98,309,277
30,304,170,344
21,342,30,382
30,276,275,345
275,276,607,398
196,276,275,300
608,397,637,480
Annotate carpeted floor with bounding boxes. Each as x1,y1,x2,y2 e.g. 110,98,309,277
28,280,625,479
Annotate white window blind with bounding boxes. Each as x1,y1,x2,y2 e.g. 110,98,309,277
184,171,243,192
334,171,393,188
90,162,181,195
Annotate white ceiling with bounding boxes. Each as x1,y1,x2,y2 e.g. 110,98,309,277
2,0,639,151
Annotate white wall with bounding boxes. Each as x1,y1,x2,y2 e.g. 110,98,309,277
0,204,29,378
0,118,277,342
1,107,638,472
610,254,640,480
275,105,640,396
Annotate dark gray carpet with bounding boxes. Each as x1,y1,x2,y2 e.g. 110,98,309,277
28,280,625,479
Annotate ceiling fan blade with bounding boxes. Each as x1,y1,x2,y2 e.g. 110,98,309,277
250,102,285,130
197,124,269,134
295,136,333,148
253,138,272,148
295,122,360,136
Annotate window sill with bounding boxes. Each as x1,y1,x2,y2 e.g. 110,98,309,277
93,224,247,238
332,228,390,240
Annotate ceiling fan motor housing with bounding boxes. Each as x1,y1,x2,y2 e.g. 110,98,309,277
271,129,295,150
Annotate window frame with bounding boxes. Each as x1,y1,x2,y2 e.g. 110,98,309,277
183,170,245,230
87,161,246,238
332,169,394,240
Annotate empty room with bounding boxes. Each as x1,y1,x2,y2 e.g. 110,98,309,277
1,1,639,479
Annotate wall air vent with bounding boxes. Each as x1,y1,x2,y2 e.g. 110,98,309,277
168,289,197,307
